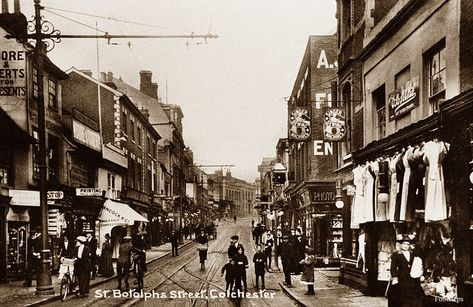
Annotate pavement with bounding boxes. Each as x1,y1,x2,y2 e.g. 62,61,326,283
0,239,194,307
275,267,387,307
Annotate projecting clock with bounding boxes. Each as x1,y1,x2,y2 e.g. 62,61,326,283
289,108,311,140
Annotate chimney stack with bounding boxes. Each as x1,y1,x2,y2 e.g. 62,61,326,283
139,70,158,99
14,0,19,14
107,71,113,82
2,0,8,14
81,70,93,77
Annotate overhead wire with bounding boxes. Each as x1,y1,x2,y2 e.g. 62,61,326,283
44,9,108,34
45,6,195,34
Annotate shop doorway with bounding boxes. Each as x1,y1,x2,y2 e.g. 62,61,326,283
7,222,28,278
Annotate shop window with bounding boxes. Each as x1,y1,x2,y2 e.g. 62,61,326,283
48,78,58,109
32,128,40,179
48,135,59,183
0,145,13,186
373,85,386,139
137,161,142,191
425,39,446,114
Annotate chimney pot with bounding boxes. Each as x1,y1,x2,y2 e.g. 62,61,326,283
2,0,8,13
81,70,93,77
100,72,106,82
14,0,20,13
107,72,113,82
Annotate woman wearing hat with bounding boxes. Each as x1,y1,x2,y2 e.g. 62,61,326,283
300,247,315,295
388,234,425,307
74,236,91,296
98,234,114,277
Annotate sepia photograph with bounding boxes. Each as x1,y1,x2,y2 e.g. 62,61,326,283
0,0,471,306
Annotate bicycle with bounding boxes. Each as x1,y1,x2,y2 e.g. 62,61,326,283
131,253,144,290
59,258,77,301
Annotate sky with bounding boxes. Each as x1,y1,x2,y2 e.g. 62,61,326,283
21,0,337,182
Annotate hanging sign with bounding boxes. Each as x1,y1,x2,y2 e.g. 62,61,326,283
288,108,311,140
388,76,419,120
323,108,346,141
76,188,103,197
0,49,26,98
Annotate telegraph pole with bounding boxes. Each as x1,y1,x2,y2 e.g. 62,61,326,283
33,0,53,295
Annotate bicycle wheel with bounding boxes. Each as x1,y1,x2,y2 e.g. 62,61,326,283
60,275,70,301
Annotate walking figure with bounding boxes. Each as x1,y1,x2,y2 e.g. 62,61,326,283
74,236,91,297
196,230,208,270
170,230,179,257
221,258,235,292
278,235,293,286
253,244,266,289
233,246,248,293
233,215,237,223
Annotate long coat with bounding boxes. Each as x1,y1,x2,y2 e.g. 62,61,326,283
74,245,91,295
300,255,315,284
253,251,266,275
388,251,425,307
98,240,114,277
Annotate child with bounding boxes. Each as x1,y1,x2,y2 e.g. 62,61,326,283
233,246,249,293
221,258,235,292
300,247,315,295
253,244,266,289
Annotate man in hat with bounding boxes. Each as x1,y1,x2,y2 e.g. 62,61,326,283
170,230,179,257
278,235,294,286
117,235,145,290
86,233,98,280
74,236,91,296
228,235,244,260
388,234,425,307
23,232,41,287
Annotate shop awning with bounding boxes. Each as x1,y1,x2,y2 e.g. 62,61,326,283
99,199,148,227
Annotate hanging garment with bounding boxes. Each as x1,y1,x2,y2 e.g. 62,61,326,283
372,160,387,221
357,232,366,273
352,165,367,226
407,147,426,219
400,147,415,221
394,152,405,221
364,163,376,223
423,140,450,221
388,153,402,221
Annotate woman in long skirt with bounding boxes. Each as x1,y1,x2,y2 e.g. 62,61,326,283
196,230,208,270
98,234,114,277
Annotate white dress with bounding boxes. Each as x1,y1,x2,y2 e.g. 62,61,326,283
400,147,415,221
364,162,375,223
423,140,450,221
352,165,367,226
388,153,402,221
372,161,387,221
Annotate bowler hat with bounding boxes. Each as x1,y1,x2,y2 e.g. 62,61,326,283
396,234,414,243
231,235,239,240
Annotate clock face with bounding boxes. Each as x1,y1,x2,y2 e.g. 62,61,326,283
323,109,346,141
289,108,311,140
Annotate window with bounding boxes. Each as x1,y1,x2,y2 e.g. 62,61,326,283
107,173,118,199
137,126,142,146
147,136,151,155
373,85,386,139
0,145,13,186
426,41,446,113
152,141,157,159
341,0,352,42
121,111,127,135
32,128,40,179
48,78,57,109
130,119,135,141
137,161,142,191
48,135,59,183
129,159,135,189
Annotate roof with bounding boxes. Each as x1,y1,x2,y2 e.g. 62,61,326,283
0,108,35,144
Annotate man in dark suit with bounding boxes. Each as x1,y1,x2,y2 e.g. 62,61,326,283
59,235,75,258
170,230,179,257
23,232,41,287
117,235,144,290
388,234,425,307
278,235,293,286
86,233,98,279
228,235,244,260
74,236,91,296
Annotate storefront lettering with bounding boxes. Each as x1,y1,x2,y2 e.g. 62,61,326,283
316,50,338,69
388,76,419,120
312,192,336,202
73,119,102,152
102,205,131,224
0,49,26,99
314,140,333,155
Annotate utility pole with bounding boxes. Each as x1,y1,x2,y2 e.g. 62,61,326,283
5,0,218,295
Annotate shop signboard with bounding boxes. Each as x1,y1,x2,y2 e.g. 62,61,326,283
76,188,103,197
388,76,419,120
308,184,336,203
47,191,64,200
323,108,346,141
9,190,40,207
0,48,26,101
72,119,102,152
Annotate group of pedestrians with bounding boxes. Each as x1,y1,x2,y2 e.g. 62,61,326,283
221,235,249,293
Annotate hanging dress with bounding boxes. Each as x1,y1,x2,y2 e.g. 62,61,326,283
364,162,375,223
423,140,450,221
407,147,426,220
394,152,405,222
372,160,387,221
352,165,367,226
400,147,415,221
388,153,402,221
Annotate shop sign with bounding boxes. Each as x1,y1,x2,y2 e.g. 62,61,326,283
323,108,346,141
309,184,336,203
9,190,40,207
76,188,103,197
288,108,311,141
72,119,102,152
388,76,419,120
0,49,26,99
47,191,64,200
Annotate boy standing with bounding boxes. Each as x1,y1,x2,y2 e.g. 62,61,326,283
253,244,266,289
221,258,235,292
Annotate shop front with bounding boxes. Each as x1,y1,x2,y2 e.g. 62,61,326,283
341,93,473,304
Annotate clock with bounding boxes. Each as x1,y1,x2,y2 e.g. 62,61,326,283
323,108,346,141
289,108,311,140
